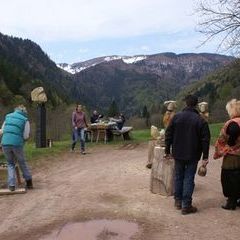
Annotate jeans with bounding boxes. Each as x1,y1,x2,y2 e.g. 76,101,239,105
72,128,85,151
2,146,32,187
174,159,198,208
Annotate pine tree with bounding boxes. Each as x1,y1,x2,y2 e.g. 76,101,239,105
108,100,119,117
142,105,150,127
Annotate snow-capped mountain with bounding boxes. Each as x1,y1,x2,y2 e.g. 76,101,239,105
57,55,147,74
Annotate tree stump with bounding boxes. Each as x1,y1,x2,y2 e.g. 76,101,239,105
150,146,175,196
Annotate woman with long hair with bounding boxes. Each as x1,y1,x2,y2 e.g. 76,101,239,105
71,104,88,154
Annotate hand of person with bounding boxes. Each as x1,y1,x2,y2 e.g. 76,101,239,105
74,126,78,130
202,159,209,167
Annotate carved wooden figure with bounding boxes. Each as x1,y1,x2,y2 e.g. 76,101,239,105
163,101,177,128
198,102,209,122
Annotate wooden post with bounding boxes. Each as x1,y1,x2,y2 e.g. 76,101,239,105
15,166,22,185
150,146,175,196
146,140,157,168
36,103,47,148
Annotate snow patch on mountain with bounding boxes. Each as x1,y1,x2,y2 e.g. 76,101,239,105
58,55,147,74
57,64,76,74
122,56,147,64
104,56,122,62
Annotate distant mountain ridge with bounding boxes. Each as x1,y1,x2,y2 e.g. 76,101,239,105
69,52,234,115
0,32,235,117
58,52,233,76
58,55,147,74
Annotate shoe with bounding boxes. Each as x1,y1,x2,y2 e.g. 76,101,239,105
146,163,152,169
222,199,236,210
81,151,86,155
182,206,198,215
174,200,182,210
70,149,75,153
236,199,240,207
26,179,33,189
9,186,15,191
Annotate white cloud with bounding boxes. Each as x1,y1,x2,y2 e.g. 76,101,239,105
0,0,197,42
78,48,89,53
140,45,150,51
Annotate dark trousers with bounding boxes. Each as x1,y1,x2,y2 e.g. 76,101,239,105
221,168,240,200
174,159,198,208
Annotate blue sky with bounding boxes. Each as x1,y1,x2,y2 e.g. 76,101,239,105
0,0,224,64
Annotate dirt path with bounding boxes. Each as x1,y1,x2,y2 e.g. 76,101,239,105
0,143,240,240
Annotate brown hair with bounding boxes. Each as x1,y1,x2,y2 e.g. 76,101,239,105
15,104,27,113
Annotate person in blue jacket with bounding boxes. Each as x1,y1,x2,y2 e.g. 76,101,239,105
0,105,33,191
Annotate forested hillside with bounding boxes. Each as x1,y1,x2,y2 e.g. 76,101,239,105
178,59,240,122
71,53,234,116
0,32,237,124
0,32,72,107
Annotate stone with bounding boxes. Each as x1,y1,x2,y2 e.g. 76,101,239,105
31,87,47,103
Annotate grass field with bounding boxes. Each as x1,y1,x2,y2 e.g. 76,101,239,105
0,123,223,163
209,123,223,144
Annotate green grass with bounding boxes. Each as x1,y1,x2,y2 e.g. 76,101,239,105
24,140,70,161
131,129,151,142
209,122,223,144
131,124,224,144
0,140,71,164
0,125,223,164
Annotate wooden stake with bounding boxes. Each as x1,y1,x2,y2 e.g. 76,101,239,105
0,188,26,195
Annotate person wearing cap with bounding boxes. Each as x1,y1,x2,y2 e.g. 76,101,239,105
0,105,33,191
165,95,210,215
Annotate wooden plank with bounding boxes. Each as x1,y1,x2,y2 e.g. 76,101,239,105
0,188,26,195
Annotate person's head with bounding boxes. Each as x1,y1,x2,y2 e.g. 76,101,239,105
226,99,240,119
93,110,98,115
185,95,198,107
76,104,82,112
164,100,177,111
15,104,27,114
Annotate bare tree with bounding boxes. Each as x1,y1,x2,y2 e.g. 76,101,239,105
196,0,240,55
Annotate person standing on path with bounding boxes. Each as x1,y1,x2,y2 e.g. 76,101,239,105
165,95,210,215
0,105,33,191
71,104,88,154
214,99,240,210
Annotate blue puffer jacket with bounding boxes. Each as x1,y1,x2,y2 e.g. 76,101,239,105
1,110,28,146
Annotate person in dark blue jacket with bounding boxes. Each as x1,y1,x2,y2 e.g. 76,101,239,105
90,110,104,123
1,105,33,191
165,95,210,215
